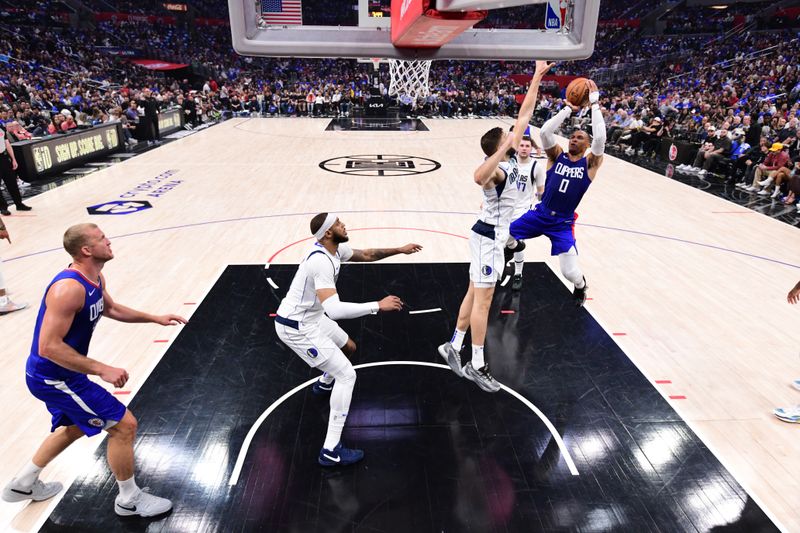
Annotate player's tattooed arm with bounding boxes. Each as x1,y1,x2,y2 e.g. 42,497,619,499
349,243,423,262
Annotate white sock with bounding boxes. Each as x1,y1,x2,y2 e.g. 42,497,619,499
323,410,348,450
559,247,585,288
471,345,485,369
16,460,43,489
320,356,356,451
514,251,524,275
507,239,518,250
116,476,140,502
0,295,8,306
319,372,334,385
450,329,467,351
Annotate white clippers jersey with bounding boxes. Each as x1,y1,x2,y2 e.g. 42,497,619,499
276,242,353,324
513,158,547,215
478,155,519,229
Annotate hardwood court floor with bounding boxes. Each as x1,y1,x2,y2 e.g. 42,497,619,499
0,118,798,531
43,263,778,532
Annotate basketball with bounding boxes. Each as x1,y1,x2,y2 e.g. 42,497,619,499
565,77,597,107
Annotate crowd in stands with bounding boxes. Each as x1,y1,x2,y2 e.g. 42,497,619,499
1,0,800,204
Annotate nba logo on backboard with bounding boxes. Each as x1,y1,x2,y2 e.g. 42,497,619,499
545,0,567,30
669,144,678,161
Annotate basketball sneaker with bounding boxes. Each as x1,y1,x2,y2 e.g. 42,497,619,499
573,278,588,307
2,478,62,503
773,405,800,424
0,300,27,315
512,274,523,291
438,342,464,377
318,443,364,467
462,362,501,393
312,378,335,395
114,487,173,517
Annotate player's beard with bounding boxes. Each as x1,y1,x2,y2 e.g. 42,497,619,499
332,233,349,244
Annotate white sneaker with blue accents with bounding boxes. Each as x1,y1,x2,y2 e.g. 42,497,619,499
773,405,800,424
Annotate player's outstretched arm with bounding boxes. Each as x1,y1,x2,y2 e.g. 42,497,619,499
349,243,422,262
587,87,605,178
316,288,403,318
540,104,575,162
510,61,555,150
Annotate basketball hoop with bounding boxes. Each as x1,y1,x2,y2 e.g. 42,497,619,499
388,59,433,101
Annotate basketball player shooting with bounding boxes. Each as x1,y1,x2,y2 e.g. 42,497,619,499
509,80,606,306
438,60,554,394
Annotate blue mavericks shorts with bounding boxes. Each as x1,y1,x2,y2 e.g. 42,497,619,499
26,373,127,437
510,206,579,256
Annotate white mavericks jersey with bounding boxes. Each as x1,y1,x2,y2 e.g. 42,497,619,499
513,158,547,218
276,242,353,324
478,155,520,229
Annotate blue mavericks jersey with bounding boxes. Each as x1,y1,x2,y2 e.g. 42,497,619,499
540,152,591,216
27,269,104,380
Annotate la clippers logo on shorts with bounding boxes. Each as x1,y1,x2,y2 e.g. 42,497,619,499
307,347,319,358
481,265,493,276
88,418,104,428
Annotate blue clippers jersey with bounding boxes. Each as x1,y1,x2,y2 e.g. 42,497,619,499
540,152,591,216
27,269,104,380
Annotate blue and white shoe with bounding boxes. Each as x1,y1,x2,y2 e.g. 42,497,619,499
318,443,364,466
312,378,335,395
773,405,800,424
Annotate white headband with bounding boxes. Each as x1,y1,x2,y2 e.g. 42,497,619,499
313,213,337,241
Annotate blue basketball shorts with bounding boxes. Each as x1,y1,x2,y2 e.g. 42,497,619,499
510,206,579,256
26,373,127,437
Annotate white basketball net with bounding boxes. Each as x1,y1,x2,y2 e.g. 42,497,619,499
388,59,432,101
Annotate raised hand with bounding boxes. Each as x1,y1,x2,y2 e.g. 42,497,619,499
534,61,556,77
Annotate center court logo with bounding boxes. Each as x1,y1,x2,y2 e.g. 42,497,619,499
319,155,441,177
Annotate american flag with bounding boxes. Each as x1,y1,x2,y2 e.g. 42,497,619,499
261,0,303,25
